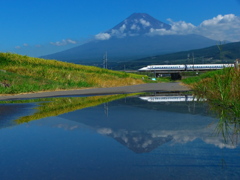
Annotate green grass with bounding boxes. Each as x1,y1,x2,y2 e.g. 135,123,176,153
182,67,240,144
0,53,148,94
181,69,228,84
182,67,240,103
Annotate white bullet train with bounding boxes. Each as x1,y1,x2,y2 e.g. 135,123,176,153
138,64,234,71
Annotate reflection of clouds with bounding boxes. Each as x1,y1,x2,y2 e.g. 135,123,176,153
97,128,113,135
204,138,235,149
149,125,237,149
54,124,80,131
97,124,238,151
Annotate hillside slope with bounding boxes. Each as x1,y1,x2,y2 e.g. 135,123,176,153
0,53,145,94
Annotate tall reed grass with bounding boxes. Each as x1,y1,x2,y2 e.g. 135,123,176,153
183,67,240,144
190,68,240,106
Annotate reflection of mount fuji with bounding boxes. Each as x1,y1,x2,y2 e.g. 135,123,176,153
98,128,173,153
59,96,217,153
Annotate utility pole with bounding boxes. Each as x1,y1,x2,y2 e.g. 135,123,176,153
103,52,108,69
217,41,225,64
187,53,190,65
104,102,108,117
192,52,194,71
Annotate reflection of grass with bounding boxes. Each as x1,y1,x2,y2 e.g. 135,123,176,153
1,94,139,124
208,100,240,144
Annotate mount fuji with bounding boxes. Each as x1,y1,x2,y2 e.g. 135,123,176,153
41,13,217,64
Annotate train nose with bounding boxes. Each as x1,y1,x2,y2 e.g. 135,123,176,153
138,67,148,71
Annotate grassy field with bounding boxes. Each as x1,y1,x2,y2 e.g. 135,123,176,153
0,53,151,94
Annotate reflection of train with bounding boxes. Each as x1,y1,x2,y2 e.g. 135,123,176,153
138,64,234,71
140,95,205,102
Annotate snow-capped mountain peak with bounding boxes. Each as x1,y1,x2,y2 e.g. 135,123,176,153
96,13,171,39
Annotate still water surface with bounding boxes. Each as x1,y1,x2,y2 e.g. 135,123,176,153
0,94,239,180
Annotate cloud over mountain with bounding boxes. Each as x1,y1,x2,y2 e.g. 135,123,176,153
147,14,240,42
95,33,111,40
96,14,240,42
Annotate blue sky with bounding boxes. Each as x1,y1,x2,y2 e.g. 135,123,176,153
1,0,240,57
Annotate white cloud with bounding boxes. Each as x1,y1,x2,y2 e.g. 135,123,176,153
15,43,29,49
140,18,151,27
50,38,77,46
201,14,236,26
197,14,240,42
65,39,77,44
169,19,196,33
149,14,240,42
111,29,126,38
95,33,111,40
149,19,196,36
